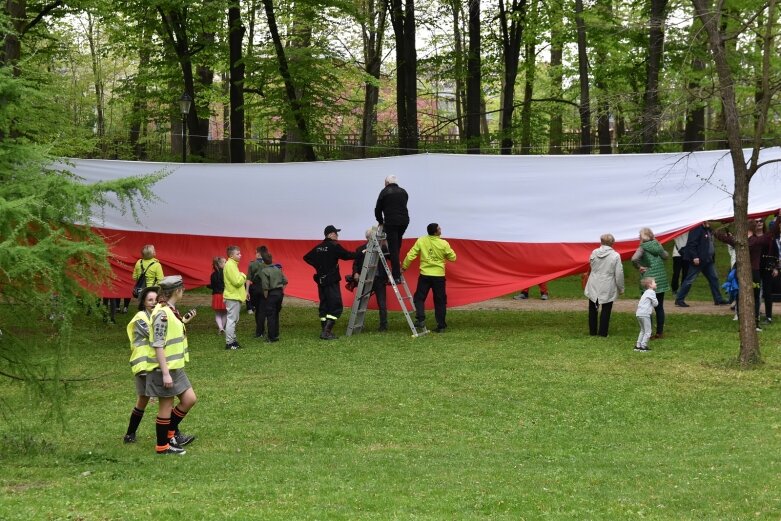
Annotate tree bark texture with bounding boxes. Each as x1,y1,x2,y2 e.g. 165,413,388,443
640,0,668,153
465,0,481,153
228,4,246,163
574,0,591,154
388,0,419,154
498,0,526,154
548,0,563,154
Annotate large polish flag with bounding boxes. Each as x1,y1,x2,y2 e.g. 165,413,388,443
63,149,781,306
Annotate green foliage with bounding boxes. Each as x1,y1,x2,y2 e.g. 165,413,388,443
1,304,780,518
0,65,162,405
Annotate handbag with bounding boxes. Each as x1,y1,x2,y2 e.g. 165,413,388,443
132,260,157,298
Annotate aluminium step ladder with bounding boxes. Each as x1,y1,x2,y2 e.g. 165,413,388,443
346,227,427,337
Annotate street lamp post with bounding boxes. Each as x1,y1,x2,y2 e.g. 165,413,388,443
179,92,192,163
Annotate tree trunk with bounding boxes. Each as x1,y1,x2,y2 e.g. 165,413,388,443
388,0,418,153
520,37,536,155
548,0,563,154
682,53,705,152
498,0,526,154
228,3,245,163
451,0,465,137
360,0,386,157
574,0,591,154
2,0,26,74
85,14,105,138
640,0,668,153
261,0,316,161
691,0,767,365
129,21,151,160
465,0,481,153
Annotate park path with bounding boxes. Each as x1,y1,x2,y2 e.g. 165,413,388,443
184,293,735,316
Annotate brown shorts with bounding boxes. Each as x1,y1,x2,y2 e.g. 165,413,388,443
145,368,191,398
134,373,148,396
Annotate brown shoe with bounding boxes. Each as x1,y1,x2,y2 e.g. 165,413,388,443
651,333,664,340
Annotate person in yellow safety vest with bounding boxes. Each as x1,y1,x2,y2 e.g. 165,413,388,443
402,223,457,333
122,286,159,444
146,275,197,455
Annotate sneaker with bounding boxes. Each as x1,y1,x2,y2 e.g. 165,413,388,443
733,314,739,321
170,433,195,447
715,301,728,306
225,342,239,350
675,301,690,307
433,326,447,333
122,306,128,314
512,293,529,300
157,445,186,455
540,294,549,300
123,433,136,444
634,346,651,352
756,326,763,332
248,309,254,315
414,320,426,329
650,333,664,340
767,317,773,324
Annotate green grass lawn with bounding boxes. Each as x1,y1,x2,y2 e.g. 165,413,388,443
1,296,781,520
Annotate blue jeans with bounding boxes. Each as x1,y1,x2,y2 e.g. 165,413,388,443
676,261,725,304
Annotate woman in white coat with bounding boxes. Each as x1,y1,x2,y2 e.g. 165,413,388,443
585,233,625,336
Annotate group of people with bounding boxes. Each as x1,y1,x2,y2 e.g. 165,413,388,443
584,211,781,352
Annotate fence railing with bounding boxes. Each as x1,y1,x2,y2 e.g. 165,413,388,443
83,131,725,163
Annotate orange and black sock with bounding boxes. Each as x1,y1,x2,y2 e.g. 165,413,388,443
125,407,145,436
155,416,171,452
168,406,188,438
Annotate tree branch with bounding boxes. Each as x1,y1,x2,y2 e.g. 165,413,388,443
21,0,64,36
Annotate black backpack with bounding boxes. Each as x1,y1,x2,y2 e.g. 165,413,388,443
132,260,157,298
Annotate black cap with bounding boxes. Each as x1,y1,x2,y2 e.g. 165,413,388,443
324,225,341,236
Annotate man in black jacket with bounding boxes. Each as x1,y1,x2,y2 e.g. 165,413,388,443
375,175,409,282
675,221,727,307
303,225,356,339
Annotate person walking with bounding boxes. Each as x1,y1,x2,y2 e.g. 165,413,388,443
402,223,457,333
631,227,670,339
123,285,159,444
675,221,727,307
223,245,247,349
147,275,197,455
375,175,409,282
303,225,356,340
584,233,625,337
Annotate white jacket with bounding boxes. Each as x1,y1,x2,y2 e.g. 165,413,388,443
584,245,625,303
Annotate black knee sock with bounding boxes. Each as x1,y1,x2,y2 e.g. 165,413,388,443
126,407,145,436
155,417,171,452
169,406,188,437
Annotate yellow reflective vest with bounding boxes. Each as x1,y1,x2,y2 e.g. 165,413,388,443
126,310,153,375
148,304,190,371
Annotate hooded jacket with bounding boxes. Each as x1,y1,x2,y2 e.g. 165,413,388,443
631,239,670,293
584,245,624,303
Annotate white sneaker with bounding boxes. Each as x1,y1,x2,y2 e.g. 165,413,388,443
512,293,528,300
733,314,739,321
541,294,549,301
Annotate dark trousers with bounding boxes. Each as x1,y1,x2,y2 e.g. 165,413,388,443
753,269,762,322
414,275,447,329
655,292,665,334
588,299,613,337
250,286,266,335
671,257,689,293
761,270,776,320
318,283,343,320
265,289,283,339
373,278,388,327
676,261,725,304
383,223,408,281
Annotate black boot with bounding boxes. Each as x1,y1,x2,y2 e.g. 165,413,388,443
320,319,337,340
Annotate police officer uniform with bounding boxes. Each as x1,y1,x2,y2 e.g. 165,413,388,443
303,225,356,339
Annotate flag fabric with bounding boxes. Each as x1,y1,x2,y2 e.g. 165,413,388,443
62,149,781,305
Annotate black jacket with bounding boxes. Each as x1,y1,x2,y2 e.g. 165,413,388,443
207,269,225,294
374,183,410,226
682,224,715,263
303,238,356,285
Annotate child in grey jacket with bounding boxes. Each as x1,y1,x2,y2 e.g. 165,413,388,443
635,277,658,352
